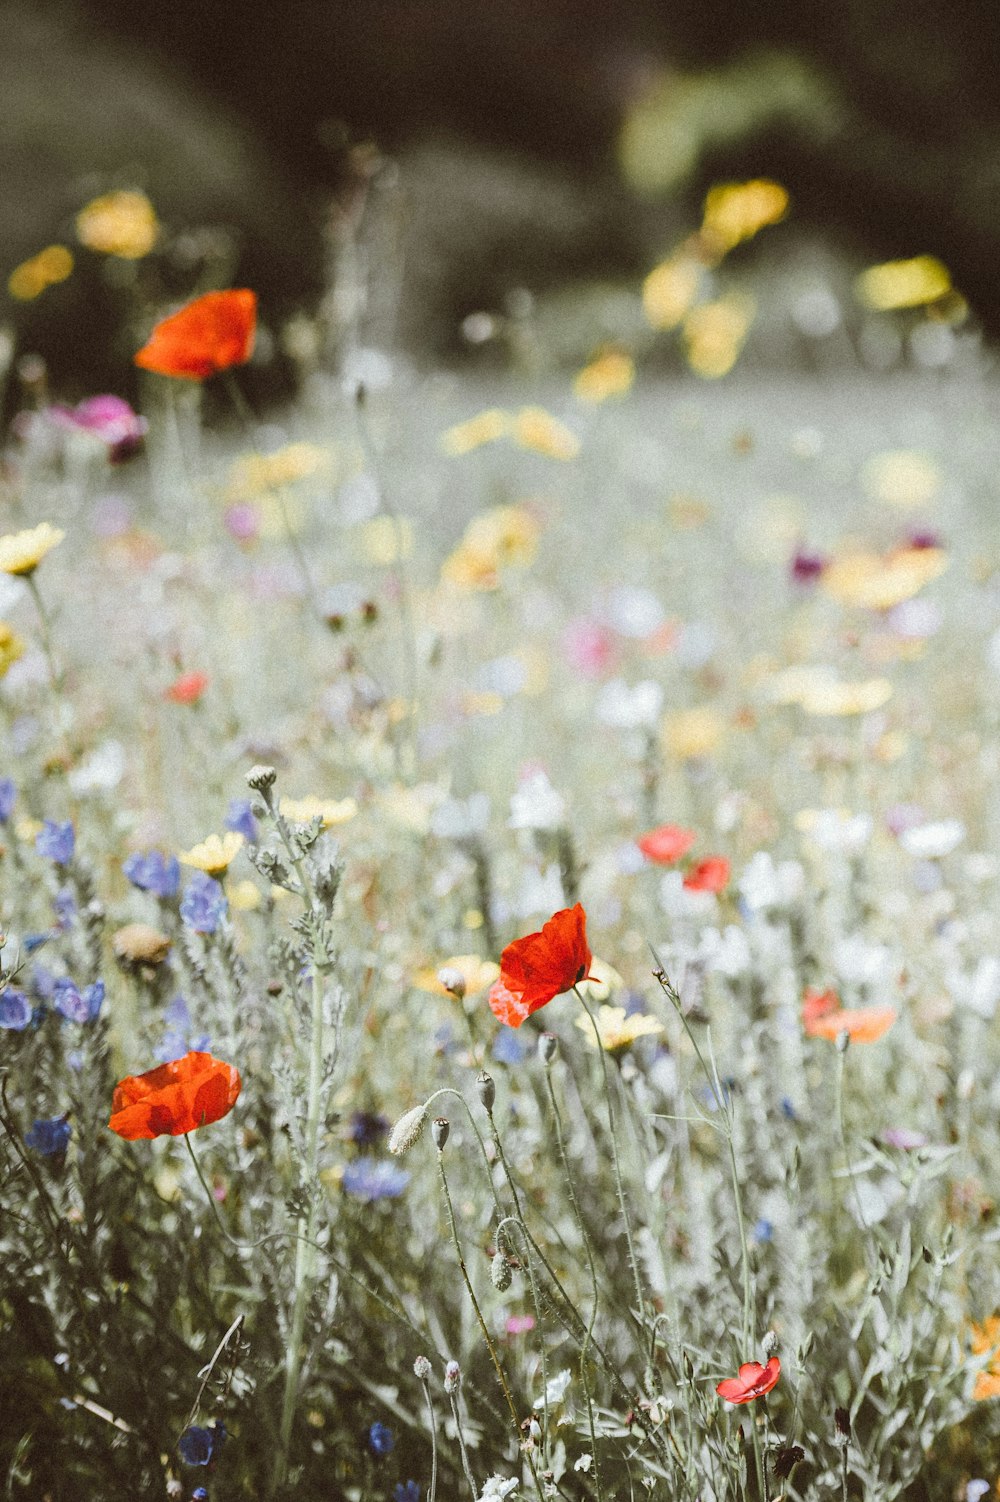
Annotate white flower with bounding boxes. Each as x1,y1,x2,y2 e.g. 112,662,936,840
534,1368,571,1408
738,851,804,913
477,1476,519,1501
946,956,1000,1020
594,678,663,730
574,1454,594,1473
514,866,565,918
603,584,664,637
67,738,126,795
700,924,751,979
832,933,894,987
899,819,965,859
798,807,873,853
509,771,565,832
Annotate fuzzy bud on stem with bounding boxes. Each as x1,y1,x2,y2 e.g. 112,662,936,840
491,1252,513,1291
539,1032,559,1065
413,1355,432,1381
476,1070,496,1111
444,1360,461,1393
388,1105,427,1155
246,765,276,797
432,1116,450,1151
437,966,466,1000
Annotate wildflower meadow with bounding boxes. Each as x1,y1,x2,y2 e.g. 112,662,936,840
3,178,1000,1502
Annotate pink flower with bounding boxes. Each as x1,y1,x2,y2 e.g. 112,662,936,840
563,617,617,678
505,1314,536,1336
48,395,147,462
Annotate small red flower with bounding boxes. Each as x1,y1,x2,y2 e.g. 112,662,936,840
637,824,697,864
716,1357,781,1404
134,290,257,380
801,987,839,1027
683,856,730,893
165,671,209,705
108,1051,241,1140
488,904,593,1028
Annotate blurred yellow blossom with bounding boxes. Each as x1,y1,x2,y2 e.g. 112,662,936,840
662,706,725,759
0,523,65,576
412,954,500,997
574,349,635,404
280,795,357,827
179,831,245,876
969,1315,1000,1400
700,179,789,256
861,450,940,509
441,504,540,590
462,691,504,717
7,246,73,301
227,879,263,911
643,253,702,330
856,256,951,311
576,956,626,1003
765,664,893,715
513,407,581,460
0,622,25,677
226,443,332,502
76,191,159,259
683,294,755,378
575,1003,663,1052
440,409,510,456
378,782,441,834
821,547,948,609
361,516,413,564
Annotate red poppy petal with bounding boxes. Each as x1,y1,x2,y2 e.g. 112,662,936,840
637,824,697,864
488,978,533,1028
683,856,731,893
108,1052,241,1138
716,1377,749,1402
737,1362,766,1385
135,290,257,380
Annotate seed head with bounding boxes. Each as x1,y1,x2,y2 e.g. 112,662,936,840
762,1329,779,1358
491,1251,512,1291
432,1116,450,1151
476,1070,496,1111
413,1355,432,1381
539,1032,559,1065
835,1028,850,1055
437,965,466,1000
245,764,276,795
388,1105,427,1156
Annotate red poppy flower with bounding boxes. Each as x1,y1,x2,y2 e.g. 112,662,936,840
683,856,730,893
108,1051,241,1140
165,671,209,705
801,987,839,1027
134,290,257,380
637,824,697,864
716,1357,781,1404
488,904,593,1028
804,1003,897,1044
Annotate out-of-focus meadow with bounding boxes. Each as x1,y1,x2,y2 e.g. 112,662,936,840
3,7,1000,1502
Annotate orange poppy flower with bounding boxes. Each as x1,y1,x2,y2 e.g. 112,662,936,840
134,290,257,380
108,1051,241,1140
488,904,594,1028
801,987,839,1026
683,856,730,893
165,671,209,704
637,824,697,864
716,1356,781,1404
802,991,897,1044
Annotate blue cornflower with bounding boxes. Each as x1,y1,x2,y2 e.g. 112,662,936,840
36,820,75,865
394,1483,420,1502
180,873,227,934
368,1421,395,1457
25,1116,71,1156
342,1158,410,1202
0,989,32,1030
0,778,15,822
178,1422,225,1466
123,849,180,899
752,1218,774,1244
156,995,210,1062
224,798,258,843
192,1491,209,1501
349,1110,389,1146
53,977,104,1024
491,1029,527,1065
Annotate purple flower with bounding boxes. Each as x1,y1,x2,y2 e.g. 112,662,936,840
178,1422,225,1466
25,1116,71,1156
123,849,180,899
790,548,826,586
224,798,259,843
0,989,32,1030
156,995,210,1062
0,779,15,823
348,1110,389,1146
881,1126,927,1150
180,872,227,934
48,395,147,463
342,1157,410,1202
367,1422,394,1456
53,887,76,930
36,820,75,865
53,977,104,1024
395,1483,421,1502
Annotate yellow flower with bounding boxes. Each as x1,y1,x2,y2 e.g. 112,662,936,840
441,543,500,590
279,795,357,827
821,547,947,609
7,246,73,301
576,957,625,1003
225,443,331,502
360,516,413,565
179,831,245,877
700,179,789,257
765,665,893,717
969,1315,1000,1400
75,191,159,259
683,294,755,379
226,879,262,912
440,409,510,456
574,349,635,404
575,1003,664,1052
0,523,65,576
513,407,581,461
643,253,702,330
0,622,25,678
411,954,501,997
441,504,540,590
856,255,951,311
661,706,725,760
861,450,940,509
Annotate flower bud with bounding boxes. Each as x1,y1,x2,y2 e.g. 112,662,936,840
388,1105,427,1156
476,1070,496,1111
444,1359,461,1393
539,1032,559,1065
835,1028,850,1055
246,764,277,794
762,1329,779,1358
437,965,466,1000
413,1355,432,1381
491,1252,512,1291
432,1117,450,1151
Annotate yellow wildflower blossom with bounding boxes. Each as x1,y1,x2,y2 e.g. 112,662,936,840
225,443,331,502
856,256,951,311
179,831,245,877
411,954,501,997
969,1315,1000,1400
226,879,262,912
574,349,635,404
441,544,500,590
575,1003,664,1052
765,664,893,716
361,516,413,564
861,450,940,509
7,246,73,301
513,407,581,461
683,294,755,379
661,706,725,760
0,523,65,576
441,504,540,590
440,409,510,456
0,622,25,677
279,795,357,827
643,253,702,330
75,191,159,259
821,547,947,610
700,179,789,257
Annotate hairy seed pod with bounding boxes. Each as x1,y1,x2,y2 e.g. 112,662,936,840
476,1070,496,1111
444,1360,461,1392
388,1105,427,1155
491,1251,512,1291
539,1032,559,1065
432,1116,450,1150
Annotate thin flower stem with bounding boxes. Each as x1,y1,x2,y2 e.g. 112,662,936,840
448,1390,479,1502
573,986,647,1332
26,572,63,691
421,1086,504,1218
418,1375,439,1502
835,1048,876,1271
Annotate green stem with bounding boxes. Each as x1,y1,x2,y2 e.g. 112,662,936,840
26,572,63,691
448,1390,479,1502
418,1376,439,1502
